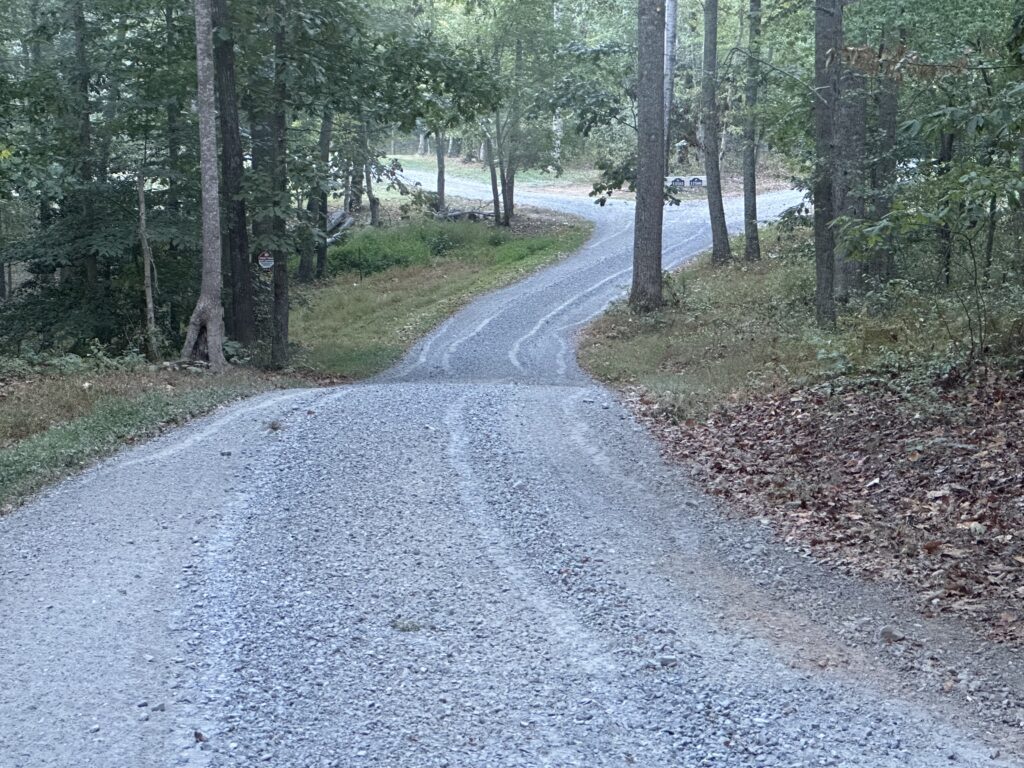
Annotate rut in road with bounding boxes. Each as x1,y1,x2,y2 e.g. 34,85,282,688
1,182,1021,768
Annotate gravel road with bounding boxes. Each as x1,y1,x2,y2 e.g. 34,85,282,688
2,176,1022,768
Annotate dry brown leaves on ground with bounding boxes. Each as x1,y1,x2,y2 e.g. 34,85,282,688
630,370,1024,644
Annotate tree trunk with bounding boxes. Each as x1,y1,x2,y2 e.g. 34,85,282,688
213,0,255,343
938,132,955,287
742,0,761,261
485,134,502,223
312,110,334,278
702,0,731,265
435,129,447,210
72,0,98,291
365,163,380,226
833,67,868,301
813,0,840,327
869,72,899,279
181,0,227,371
137,170,159,361
629,0,666,312
270,12,289,369
298,111,332,282
165,3,182,214
663,0,678,172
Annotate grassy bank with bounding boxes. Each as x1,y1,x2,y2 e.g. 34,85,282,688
0,212,589,511
581,224,1024,643
291,212,590,377
0,365,280,511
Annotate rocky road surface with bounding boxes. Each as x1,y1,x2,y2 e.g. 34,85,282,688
2,175,1022,768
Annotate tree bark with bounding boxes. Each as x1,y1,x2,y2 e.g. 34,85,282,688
702,0,731,265
269,11,289,369
629,0,666,312
742,0,761,261
869,71,899,279
833,67,868,301
72,0,98,291
485,134,502,223
813,0,840,327
165,3,182,214
181,0,227,371
663,0,678,172
435,128,447,211
213,0,255,343
937,132,955,287
307,110,334,279
137,170,159,361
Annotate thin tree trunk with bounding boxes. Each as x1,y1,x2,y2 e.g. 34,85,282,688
72,0,98,291
365,163,380,226
0,206,6,300
435,129,447,210
869,71,899,279
181,0,227,371
834,67,868,301
485,134,502,224
742,0,761,261
702,0,731,264
313,110,334,278
213,0,254,342
938,132,955,287
629,0,666,312
269,11,289,369
813,0,840,327
137,170,159,361
663,0,678,172
165,3,182,214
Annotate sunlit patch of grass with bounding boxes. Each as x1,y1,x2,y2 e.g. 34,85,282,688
290,215,591,377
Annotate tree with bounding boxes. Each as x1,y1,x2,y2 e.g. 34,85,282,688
664,0,678,171
213,0,255,343
629,0,665,312
813,0,840,327
742,0,762,262
181,0,227,371
703,0,731,265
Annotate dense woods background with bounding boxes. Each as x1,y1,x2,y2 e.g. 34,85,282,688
1,0,1024,369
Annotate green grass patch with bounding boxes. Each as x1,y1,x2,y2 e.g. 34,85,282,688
291,215,591,377
0,368,281,510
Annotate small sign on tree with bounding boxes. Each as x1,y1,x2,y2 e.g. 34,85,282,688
258,251,274,270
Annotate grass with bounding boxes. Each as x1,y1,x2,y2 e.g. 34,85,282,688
1,213,589,510
579,227,823,418
579,223,1024,419
290,214,591,377
0,368,280,510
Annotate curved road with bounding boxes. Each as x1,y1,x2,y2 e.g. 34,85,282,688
1,178,1020,767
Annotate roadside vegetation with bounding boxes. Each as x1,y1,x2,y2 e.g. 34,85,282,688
0,213,587,511
582,221,1024,644
292,214,589,376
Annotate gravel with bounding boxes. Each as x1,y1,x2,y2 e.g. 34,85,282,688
1,178,1021,767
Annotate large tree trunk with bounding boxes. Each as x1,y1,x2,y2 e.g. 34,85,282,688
833,67,868,301
213,0,255,343
434,129,447,211
742,0,761,261
269,14,290,368
181,0,227,371
702,0,731,265
137,170,159,361
812,0,840,327
629,0,666,312
663,0,678,171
